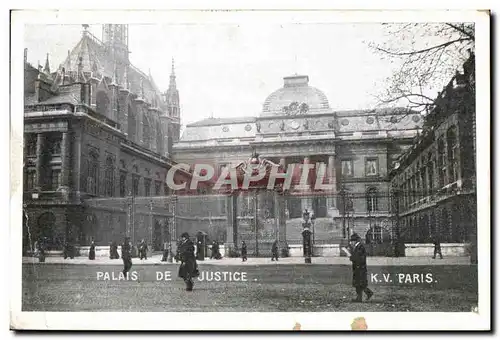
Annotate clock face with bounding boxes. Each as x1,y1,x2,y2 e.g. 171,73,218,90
291,120,300,130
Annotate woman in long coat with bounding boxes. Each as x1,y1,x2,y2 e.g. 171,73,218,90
348,233,373,302
89,240,96,260
178,232,199,291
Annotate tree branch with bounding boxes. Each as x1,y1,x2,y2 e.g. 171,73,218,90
373,38,470,56
446,23,475,41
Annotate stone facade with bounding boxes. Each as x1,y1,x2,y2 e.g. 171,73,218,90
389,53,476,251
23,25,183,253
173,74,423,255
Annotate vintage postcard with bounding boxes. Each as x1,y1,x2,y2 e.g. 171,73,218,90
10,8,490,331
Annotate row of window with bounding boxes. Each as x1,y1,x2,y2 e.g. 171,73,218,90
340,158,379,177
25,133,62,157
398,126,459,210
24,168,61,191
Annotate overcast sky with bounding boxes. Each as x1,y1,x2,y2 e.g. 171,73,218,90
25,23,423,127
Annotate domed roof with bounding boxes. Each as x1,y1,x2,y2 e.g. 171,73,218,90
262,75,330,116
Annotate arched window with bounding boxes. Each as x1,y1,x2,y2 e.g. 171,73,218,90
447,126,459,183
96,91,110,117
366,187,378,212
128,104,137,142
87,152,99,196
132,165,140,196
156,122,163,155
437,137,446,188
143,114,151,149
104,156,115,197
427,153,434,194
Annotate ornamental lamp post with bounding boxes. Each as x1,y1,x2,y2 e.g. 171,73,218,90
301,208,312,263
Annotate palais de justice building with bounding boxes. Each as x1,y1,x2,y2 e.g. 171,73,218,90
173,74,423,254
23,24,426,255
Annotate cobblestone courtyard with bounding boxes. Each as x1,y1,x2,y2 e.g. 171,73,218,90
22,260,477,312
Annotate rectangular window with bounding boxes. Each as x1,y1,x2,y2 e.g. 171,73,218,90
50,169,61,191
132,175,140,196
341,160,353,177
164,183,169,196
47,133,62,155
144,179,151,197
25,134,37,156
119,172,127,197
25,170,36,190
155,181,161,196
365,158,378,177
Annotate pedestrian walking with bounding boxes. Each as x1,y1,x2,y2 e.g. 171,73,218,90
139,239,148,260
241,241,247,262
348,233,374,303
110,241,119,259
89,240,96,260
211,241,222,260
177,232,199,291
63,239,75,259
121,237,133,276
433,237,443,259
271,240,279,261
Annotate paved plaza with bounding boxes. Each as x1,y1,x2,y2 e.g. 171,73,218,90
22,254,472,266
22,256,477,312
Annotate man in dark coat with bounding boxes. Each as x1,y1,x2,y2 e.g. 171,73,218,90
211,241,221,260
433,237,443,259
121,237,133,276
110,241,119,259
178,232,199,291
139,239,148,260
63,239,75,259
271,240,279,261
241,241,247,262
348,233,373,302
89,240,96,260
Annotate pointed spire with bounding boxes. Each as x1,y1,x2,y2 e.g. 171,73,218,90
44,53,51,74
169,57,176,89
67,50,71,70
123,66,129,90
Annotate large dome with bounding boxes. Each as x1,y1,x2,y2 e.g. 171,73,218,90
262,75,330,116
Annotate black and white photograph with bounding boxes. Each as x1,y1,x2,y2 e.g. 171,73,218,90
9,8,490,331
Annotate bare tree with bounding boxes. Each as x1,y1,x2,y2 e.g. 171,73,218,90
369,23,474,119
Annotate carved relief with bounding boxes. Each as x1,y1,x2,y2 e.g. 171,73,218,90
281,101,309,115
256,121,261,132
327,120,335,129
279,120,285,131
303,119,310,130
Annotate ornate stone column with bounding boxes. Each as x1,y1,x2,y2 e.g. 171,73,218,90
327,154,339,217
225,194,236,254
274,191,286,248
301,156,312,213
35,133,45,190
60,132,71,191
